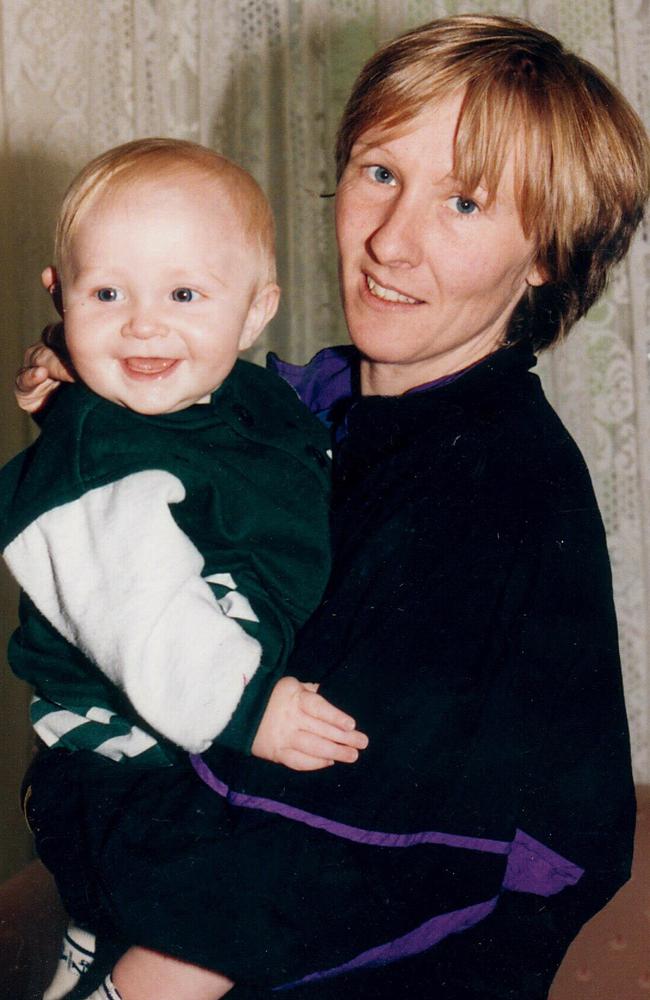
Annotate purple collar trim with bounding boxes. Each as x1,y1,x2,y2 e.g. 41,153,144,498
267,346,471,423
267,347,356,420
189,755,584,988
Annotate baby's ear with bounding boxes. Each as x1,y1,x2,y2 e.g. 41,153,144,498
239,283,281,351
41,266,64,317
41,265,57,291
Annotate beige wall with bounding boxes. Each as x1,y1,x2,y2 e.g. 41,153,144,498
0,568,33,881
0,136,66,880
0,366,36,880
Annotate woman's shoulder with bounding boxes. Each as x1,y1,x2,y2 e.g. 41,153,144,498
394,357,599,523
489,370,595,507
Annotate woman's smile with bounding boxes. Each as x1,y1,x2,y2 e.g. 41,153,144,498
364,273,422,306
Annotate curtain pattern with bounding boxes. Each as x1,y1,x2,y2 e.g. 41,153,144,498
0,0,648,874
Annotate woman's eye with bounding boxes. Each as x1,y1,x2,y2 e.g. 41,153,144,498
95,287,122,302
367,165,396,186
448,196,479,216
171,287,199,303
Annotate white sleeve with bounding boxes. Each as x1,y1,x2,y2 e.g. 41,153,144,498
3,469,262,753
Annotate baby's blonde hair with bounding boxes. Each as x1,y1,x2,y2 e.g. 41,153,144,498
55,137,276,284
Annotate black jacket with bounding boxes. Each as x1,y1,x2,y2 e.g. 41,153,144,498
264,341,636,997
29,343,634,1000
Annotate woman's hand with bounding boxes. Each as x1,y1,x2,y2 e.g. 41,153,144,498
252,676,369,771
15,325,74,414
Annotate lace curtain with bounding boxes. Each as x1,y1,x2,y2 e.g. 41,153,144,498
0,0,648,876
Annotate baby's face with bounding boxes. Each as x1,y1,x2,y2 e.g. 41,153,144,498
55,173,275,414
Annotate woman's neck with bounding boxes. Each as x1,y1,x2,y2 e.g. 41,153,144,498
360,350,496,397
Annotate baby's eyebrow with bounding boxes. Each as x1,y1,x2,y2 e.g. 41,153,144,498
157,265,229,287
70,265,122,278
206,271,228,287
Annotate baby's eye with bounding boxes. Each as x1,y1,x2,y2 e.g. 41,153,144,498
447,196,479,216
366,165,396,186
96,287,123,302
171,287,199,303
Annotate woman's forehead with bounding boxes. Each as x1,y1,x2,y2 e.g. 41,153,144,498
352,94,527,197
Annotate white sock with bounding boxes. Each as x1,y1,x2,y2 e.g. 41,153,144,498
80,973,123,1000
43,922,96,999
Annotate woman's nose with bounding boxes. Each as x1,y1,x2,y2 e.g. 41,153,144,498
367,193,425,268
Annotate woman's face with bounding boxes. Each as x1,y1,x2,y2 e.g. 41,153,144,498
335,91,544,395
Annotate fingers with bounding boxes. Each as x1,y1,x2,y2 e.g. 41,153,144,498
22,342,47,369
21,331,73,382
22,340,57,372
15,374,60,413
251,676,370,771
299,688,357,731
15,364,48,392
298,714,369,750
291,730,362,765
15,333,74,413
279,750,335,772
296,686,369,758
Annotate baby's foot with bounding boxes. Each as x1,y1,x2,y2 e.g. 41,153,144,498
78,973,122,1000
43,922,96,999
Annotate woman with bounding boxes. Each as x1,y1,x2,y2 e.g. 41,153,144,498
15,14,650,1000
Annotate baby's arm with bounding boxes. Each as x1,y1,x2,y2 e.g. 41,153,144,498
252,675,368,770
4,466,263,755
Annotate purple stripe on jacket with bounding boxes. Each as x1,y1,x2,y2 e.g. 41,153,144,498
189,755,584,989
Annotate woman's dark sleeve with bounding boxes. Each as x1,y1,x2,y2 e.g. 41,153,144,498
282,493,634,999
402,498,636,999
228,492,635,999
224,502,633,993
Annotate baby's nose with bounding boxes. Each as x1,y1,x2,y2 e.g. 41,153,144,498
122,312,168,339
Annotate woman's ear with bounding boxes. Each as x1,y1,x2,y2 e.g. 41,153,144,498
526,258,546,288
238,283,281,352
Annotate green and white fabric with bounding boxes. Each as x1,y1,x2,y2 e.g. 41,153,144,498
0,360,331,765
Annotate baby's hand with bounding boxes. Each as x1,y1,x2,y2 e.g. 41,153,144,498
252,676,369,771
15,326,74,413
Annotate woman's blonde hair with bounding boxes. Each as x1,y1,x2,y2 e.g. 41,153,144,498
55,137,276,283
336,14,650,349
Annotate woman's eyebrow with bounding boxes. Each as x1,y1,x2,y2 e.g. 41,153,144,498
350,139,394,158
449,177,490,196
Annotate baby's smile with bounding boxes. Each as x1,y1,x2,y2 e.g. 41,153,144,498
121,357,179,379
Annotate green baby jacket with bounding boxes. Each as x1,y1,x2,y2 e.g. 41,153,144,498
0,360,331,765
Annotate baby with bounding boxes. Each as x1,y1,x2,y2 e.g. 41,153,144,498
0,138,367,1000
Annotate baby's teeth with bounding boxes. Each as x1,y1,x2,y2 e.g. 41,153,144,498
367,275,417,304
